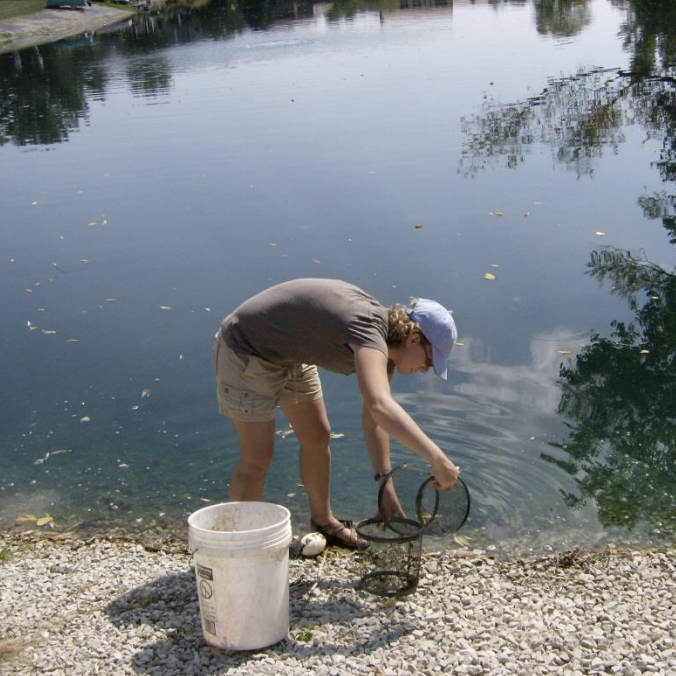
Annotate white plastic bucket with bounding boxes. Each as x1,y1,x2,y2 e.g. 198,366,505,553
188,502,292,651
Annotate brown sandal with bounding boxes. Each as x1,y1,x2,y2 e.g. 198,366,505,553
311,519,370,551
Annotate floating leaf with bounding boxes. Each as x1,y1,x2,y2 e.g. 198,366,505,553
16,514,38,523
141,389,151,398
640,349,650,354
199,498,212,502
105,298,117,303
80,416,91,423
523,211,530,217
88,221,98,227
483,273,496,281
455,342,466,346
36,515,53,527
414,223,423,229
23,288,32,293
330,432,345,439
557,350,573,355
491,211,504,217
595,231,606,236
454,533,471,547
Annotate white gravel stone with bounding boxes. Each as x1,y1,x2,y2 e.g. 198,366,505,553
1,538,675,675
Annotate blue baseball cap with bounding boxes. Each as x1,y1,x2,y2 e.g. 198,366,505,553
408,299,457,380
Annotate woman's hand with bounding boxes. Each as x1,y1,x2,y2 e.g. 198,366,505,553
375,481,406,523
431,456,460,491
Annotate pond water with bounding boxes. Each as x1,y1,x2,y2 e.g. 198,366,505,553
2,0,676,556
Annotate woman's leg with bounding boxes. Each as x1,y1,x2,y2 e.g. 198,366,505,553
229,419,276,501
280,397,333,524
280,398,367,547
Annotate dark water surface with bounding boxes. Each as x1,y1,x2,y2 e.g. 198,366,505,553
2,0,676,555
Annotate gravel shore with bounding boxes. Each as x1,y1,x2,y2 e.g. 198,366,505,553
1,535,675,675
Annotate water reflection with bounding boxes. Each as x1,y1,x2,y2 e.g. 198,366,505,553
1,0,603,148
0,45,102,146
552,249,676,538
404,329,597,552
460,0,676,544
534,0,591,37
617,0,676,75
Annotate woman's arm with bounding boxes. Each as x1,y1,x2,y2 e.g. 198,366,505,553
362,400,405,519
351,344,460,490
362,401,391,478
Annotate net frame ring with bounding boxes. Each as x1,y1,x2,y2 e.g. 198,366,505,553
355,516,425,543
376,463,432,536
416,475,471,535
377,463,470,536
415,474,441,528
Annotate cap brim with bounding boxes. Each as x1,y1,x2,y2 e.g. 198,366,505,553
432,345,448,380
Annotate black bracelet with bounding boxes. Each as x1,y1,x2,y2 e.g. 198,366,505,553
374,471,391,482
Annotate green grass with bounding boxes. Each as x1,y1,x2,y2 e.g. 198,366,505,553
0,545,12,563
0,0,136,22
0,0,46,21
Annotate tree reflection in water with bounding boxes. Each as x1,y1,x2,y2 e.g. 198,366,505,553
461,0,676,539
551,250,676,536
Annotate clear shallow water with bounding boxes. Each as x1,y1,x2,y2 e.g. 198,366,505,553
2,0,676,556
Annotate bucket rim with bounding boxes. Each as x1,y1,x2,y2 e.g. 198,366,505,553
188,501,291,536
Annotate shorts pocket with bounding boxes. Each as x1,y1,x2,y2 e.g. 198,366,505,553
217,382,260,419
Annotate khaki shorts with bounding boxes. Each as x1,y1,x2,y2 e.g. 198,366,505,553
213,334,323,422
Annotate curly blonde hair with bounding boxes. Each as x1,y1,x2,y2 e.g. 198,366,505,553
386,298,423,347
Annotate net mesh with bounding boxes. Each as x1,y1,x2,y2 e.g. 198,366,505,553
356,518,423,597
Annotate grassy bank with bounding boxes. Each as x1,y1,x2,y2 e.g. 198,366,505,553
0,0,44,21
0,0,135,22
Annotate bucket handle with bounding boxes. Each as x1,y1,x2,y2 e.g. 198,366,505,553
188,548,197,569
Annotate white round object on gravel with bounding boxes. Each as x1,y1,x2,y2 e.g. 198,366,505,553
300,532,326,557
